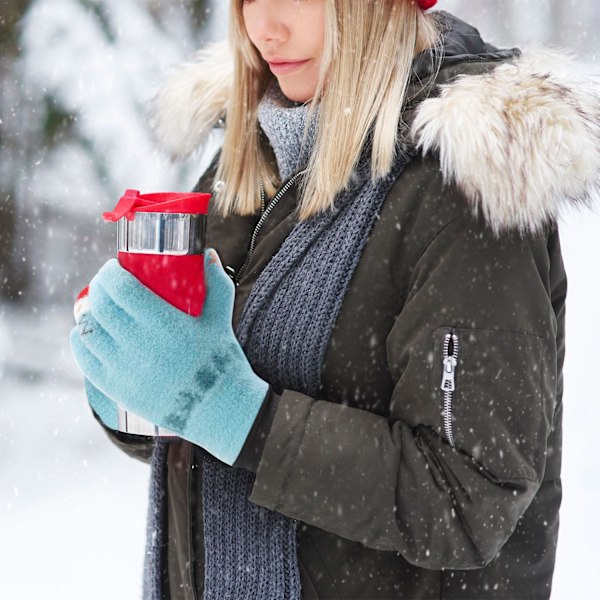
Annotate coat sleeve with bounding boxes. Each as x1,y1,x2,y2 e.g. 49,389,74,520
246,210,560,570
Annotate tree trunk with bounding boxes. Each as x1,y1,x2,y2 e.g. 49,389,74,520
0,0,32,300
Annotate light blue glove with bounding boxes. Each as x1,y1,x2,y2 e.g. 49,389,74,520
70,248,269,465
84,377,119,431
75,307,119,431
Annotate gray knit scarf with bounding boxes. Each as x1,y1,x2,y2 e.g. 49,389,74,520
144,85,413,599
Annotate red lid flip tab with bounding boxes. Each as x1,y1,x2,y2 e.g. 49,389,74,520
102,189,145,222
103,189,211,222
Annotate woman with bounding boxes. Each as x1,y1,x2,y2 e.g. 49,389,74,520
70,1,600,599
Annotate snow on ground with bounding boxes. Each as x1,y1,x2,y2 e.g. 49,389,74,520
0,205,599,599
0,304,149,599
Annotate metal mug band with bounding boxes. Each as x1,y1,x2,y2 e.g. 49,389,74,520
117,407,176,437
117,212,206,255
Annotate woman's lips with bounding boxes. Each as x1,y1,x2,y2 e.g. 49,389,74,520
267,59,310,75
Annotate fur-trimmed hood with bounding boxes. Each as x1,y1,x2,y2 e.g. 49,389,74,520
411,48,600,235
150,14,600,235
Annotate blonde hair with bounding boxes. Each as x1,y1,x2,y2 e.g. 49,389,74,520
215,0,442,221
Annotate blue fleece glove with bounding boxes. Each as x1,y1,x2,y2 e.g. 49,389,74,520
74,299,119,430
69,248,269,465
84,377,119,430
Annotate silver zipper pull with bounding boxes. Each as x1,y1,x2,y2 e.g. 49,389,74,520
441,356,457,392
441,332,459,392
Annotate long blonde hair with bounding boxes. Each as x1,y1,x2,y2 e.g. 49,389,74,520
215,0,442,221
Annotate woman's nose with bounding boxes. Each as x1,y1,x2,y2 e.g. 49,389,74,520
257,19,288,43
246,3,289,44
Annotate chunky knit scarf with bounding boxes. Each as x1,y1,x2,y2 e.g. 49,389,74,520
144,86,413,600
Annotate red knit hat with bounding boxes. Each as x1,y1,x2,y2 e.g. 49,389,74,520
417,0,438,9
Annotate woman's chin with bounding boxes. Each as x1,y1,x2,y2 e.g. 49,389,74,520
276,80,315,104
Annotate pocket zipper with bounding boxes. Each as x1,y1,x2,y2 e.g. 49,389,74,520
441,330,460,447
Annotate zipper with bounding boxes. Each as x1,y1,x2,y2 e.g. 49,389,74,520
440,329,460,447
231,170,306,286
187,445,200,600
260,177,266,214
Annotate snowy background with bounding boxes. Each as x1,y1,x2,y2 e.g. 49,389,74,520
1,1,599,598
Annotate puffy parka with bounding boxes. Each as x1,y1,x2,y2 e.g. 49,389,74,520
96,12,600,600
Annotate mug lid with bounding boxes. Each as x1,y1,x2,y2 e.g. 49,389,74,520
103,189,211,222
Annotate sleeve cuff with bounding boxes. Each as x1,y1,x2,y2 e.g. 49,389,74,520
233,386,280,473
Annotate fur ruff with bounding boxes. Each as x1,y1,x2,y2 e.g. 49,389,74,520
150,44,600,235
412,48,600,234
149,41,233,162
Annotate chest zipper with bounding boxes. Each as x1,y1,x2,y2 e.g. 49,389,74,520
440,330,460,448
230,170,306,287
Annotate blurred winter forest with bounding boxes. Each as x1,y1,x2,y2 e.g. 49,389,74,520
1,1,599,598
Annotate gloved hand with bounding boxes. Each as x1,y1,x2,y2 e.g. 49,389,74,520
73,289,120,431
83,377,120,430
70,248,269,465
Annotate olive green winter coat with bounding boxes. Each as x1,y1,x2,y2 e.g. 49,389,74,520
99,13,600,600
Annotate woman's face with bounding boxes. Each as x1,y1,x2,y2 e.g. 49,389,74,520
242,0,326,103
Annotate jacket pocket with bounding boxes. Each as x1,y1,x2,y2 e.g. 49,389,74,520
432,326,551,483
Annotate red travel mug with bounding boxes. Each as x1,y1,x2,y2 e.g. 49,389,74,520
103,189,211,317
101,188,211,436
